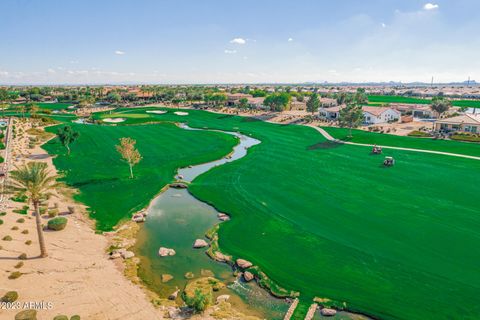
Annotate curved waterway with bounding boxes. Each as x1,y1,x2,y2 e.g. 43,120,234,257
133,125,292,319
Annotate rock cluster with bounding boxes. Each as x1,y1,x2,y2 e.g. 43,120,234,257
320,308,337,316
243,271,254,282
158,247,176,257
217,213,230,221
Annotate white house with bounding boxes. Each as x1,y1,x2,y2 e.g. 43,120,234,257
362,107,401,125
319,106,344,120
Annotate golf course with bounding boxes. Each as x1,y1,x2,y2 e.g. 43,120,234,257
367,95,480,108
44,107,480,320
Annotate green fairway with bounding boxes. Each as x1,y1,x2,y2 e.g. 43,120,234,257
322,127,480,157
43,122,237,230
367,95,480,108
45,107,480,319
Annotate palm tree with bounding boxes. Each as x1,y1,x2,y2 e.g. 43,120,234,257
9,162,60,258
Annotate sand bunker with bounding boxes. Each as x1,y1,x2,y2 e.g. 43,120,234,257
174,111,189,116
103,118,126,123
146,110,167,114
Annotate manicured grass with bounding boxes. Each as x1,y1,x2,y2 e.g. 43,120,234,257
9,102,74,110
323,127,480,157
43,121,237,230
49,107,480,319
368,95,480,108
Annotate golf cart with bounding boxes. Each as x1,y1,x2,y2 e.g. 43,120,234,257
383,156,395,167
372,145,382,154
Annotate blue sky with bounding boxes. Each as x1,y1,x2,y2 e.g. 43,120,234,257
1,0,479,84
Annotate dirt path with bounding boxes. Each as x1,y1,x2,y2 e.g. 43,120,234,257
311,126,480,161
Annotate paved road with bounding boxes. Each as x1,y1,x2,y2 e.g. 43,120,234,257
312,126,480,161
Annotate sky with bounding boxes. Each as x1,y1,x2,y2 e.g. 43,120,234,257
1,0,479,85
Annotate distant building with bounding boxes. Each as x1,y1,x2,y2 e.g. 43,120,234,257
392,104,437,118
226,93,251,106
246,97,265,109
435,114,480,133
319,106,344,120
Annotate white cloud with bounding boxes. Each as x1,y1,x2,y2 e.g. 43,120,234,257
224,49,237,54
381,23,386,28
115,50,126,55
47,68,56,74
288,37,294,42
230,38,246,45
423,3,439,10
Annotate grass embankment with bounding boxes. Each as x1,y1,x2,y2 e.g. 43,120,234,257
43,122,237,230
367,95,480,108
7,102,73,110
51,107,480,319
323,127,480,157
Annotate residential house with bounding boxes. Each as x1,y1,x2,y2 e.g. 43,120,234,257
319,106,344,120
435,114,480,133
247,97,265,109
362,107,401,125
226,93,251,106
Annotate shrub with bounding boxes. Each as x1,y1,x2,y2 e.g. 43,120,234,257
10,194,27,203
0,212,6,216
3,235,12,241
11,226,19,231
25,240,32,245
14,262,24,269
48,209,59,218
0,219,3,225
14,309,37,320
8,271,22,279
0,156,3,163
17,217,27,223
1,291,18,302
22,229,28,234
13,206,29,215
70,316,80,320
67,206,75,214
53,316,68,320
18,253,27,260
47,217,67,231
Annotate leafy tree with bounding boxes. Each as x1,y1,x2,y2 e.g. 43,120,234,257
239,97,249,110
57,126,80,155
354,88,368,105
9,162,60,258
106,92,122,103
339,103,364,137
306,93,320,114
430,97,451,118
116,137,142,179
264,93,290,111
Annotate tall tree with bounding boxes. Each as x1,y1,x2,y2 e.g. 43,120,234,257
116,137,142,179
339,103,364,137
57,126,80,155
9,162,60,258
306,93,320,114
264,93,290,111
430,97,451,118
239,97,249,111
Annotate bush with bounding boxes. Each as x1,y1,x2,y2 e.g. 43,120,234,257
0,219,3,225
53,316,68,320
18,253,27,260
22,229,29,234
70,316,80,320
48,217,67,231
48,209,59,218
1,291,18,302
14,309,37,320
11,226,19,231
25,240,32,245
14,262,24,269
3,235,12,241
0,212,6,216
8,271,22,279
13,206,29,215
11,194,27,203
0,156,3,163
67,206,75,214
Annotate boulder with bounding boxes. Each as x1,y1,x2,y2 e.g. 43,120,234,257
158,247,176,257
121,251,135,259
214,251,230,263
168,289,179,300
132,214,145,223
109,252,121,259
193,239,209,248
243,271,254,282
170,182,188,189
217,213,230,221
216,295,230,303
162,274,173,283
320,308,337,317
236,259,253,269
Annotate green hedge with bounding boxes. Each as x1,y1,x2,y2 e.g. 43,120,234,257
47,217,68,231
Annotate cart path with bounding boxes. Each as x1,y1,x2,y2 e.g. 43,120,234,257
311,126,480,161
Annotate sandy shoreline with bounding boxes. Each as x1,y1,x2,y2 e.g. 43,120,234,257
0,118,162,319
